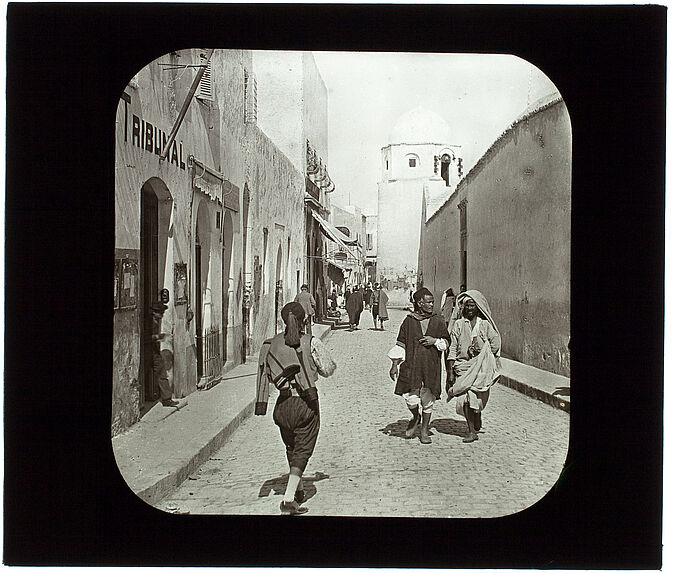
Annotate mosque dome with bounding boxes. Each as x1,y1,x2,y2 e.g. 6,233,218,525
389,106,451,145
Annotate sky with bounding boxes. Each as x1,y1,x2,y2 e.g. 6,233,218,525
312,51,561,215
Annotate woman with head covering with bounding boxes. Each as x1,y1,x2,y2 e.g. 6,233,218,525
345,284,364,331
446,289,502,443
388,287,450,444
254,301,335,515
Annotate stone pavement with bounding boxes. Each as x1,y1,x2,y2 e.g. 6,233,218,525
113,309,570,514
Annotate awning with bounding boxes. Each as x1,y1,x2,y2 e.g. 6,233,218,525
191,157,240,212
327,261,345,285
311,211,358,246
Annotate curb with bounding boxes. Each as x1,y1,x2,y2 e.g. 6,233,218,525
499,375,570,413
138,400,256,506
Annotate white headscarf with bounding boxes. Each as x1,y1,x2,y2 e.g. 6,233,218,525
456,289,500,340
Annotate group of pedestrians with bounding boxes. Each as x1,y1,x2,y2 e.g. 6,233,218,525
254,282,501,515
344,283,389,331
389,285,501,445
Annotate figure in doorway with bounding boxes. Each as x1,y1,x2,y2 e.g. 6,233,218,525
151,302,179,407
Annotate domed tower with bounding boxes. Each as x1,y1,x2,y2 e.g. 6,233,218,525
376,107,462,291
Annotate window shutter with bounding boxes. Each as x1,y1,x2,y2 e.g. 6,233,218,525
196,53,213,101
244,70,257,124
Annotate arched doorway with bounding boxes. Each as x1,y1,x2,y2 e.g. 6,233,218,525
140,178,172,412
195,199,212,382
241,185,250,361
221,210,234,366
274,244,283,333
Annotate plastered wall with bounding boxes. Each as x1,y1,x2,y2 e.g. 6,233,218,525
422,100,571,375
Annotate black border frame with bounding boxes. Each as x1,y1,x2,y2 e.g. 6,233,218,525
5,3,665,568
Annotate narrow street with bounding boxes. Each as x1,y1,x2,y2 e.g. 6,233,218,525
162,307,569,518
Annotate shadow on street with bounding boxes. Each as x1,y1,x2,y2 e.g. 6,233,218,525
257,471,330,502
379,417,468,439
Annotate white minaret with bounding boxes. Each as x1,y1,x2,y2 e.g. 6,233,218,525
376,107,462,291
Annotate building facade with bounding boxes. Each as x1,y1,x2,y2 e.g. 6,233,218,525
376,107,462,299
253,51,335,320
419,97,571,376
364,212,377,284
330,203,367,287
113,49,325,436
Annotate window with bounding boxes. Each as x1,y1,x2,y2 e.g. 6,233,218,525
196,53,213,101
406,153,419,169
386,160,389,170
263,228,268,294
366,233,373,250
244,69,257,124
441,154,451,186
409,158,416,167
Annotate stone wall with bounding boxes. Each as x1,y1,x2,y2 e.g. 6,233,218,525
421,100,571,376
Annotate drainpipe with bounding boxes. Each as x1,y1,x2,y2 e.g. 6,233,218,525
160,48,214,162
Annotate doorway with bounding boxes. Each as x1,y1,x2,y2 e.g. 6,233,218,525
141,187,159,410
274,244,283,333
459,199,468,288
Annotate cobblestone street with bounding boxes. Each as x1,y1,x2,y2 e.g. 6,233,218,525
162,308,570,518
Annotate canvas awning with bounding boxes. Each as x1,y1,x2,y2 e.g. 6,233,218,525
191,157,239,212
311,211,358,246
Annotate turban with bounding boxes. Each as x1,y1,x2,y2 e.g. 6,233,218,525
412,287,433,303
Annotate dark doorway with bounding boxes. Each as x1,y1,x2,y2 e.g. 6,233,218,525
274,244,283,333
459,199,468,288
195,235,203,379
141,186,159,411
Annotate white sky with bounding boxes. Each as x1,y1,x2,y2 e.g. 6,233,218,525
313,51,561,214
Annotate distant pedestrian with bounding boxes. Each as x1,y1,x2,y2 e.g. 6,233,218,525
294,284,316,336
344,287,351,305
345,285,364,331
363,284,373,309
388,288,450,444
371,282,389,330
254,301,336,515
446,290,502,443
440,287,456,326
151,302,179,407
446,283,467,333
329,289,337,311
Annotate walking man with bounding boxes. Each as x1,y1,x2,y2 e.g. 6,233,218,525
388,288,450,444
371,282,389,330
446,290,502,443
294,284,316,336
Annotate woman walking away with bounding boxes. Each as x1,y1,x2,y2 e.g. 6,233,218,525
255,302,336,515
388,288,450,444
345,285,364,331
446,290,502,443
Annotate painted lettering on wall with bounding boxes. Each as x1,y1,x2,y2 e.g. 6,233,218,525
122,93,186,170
